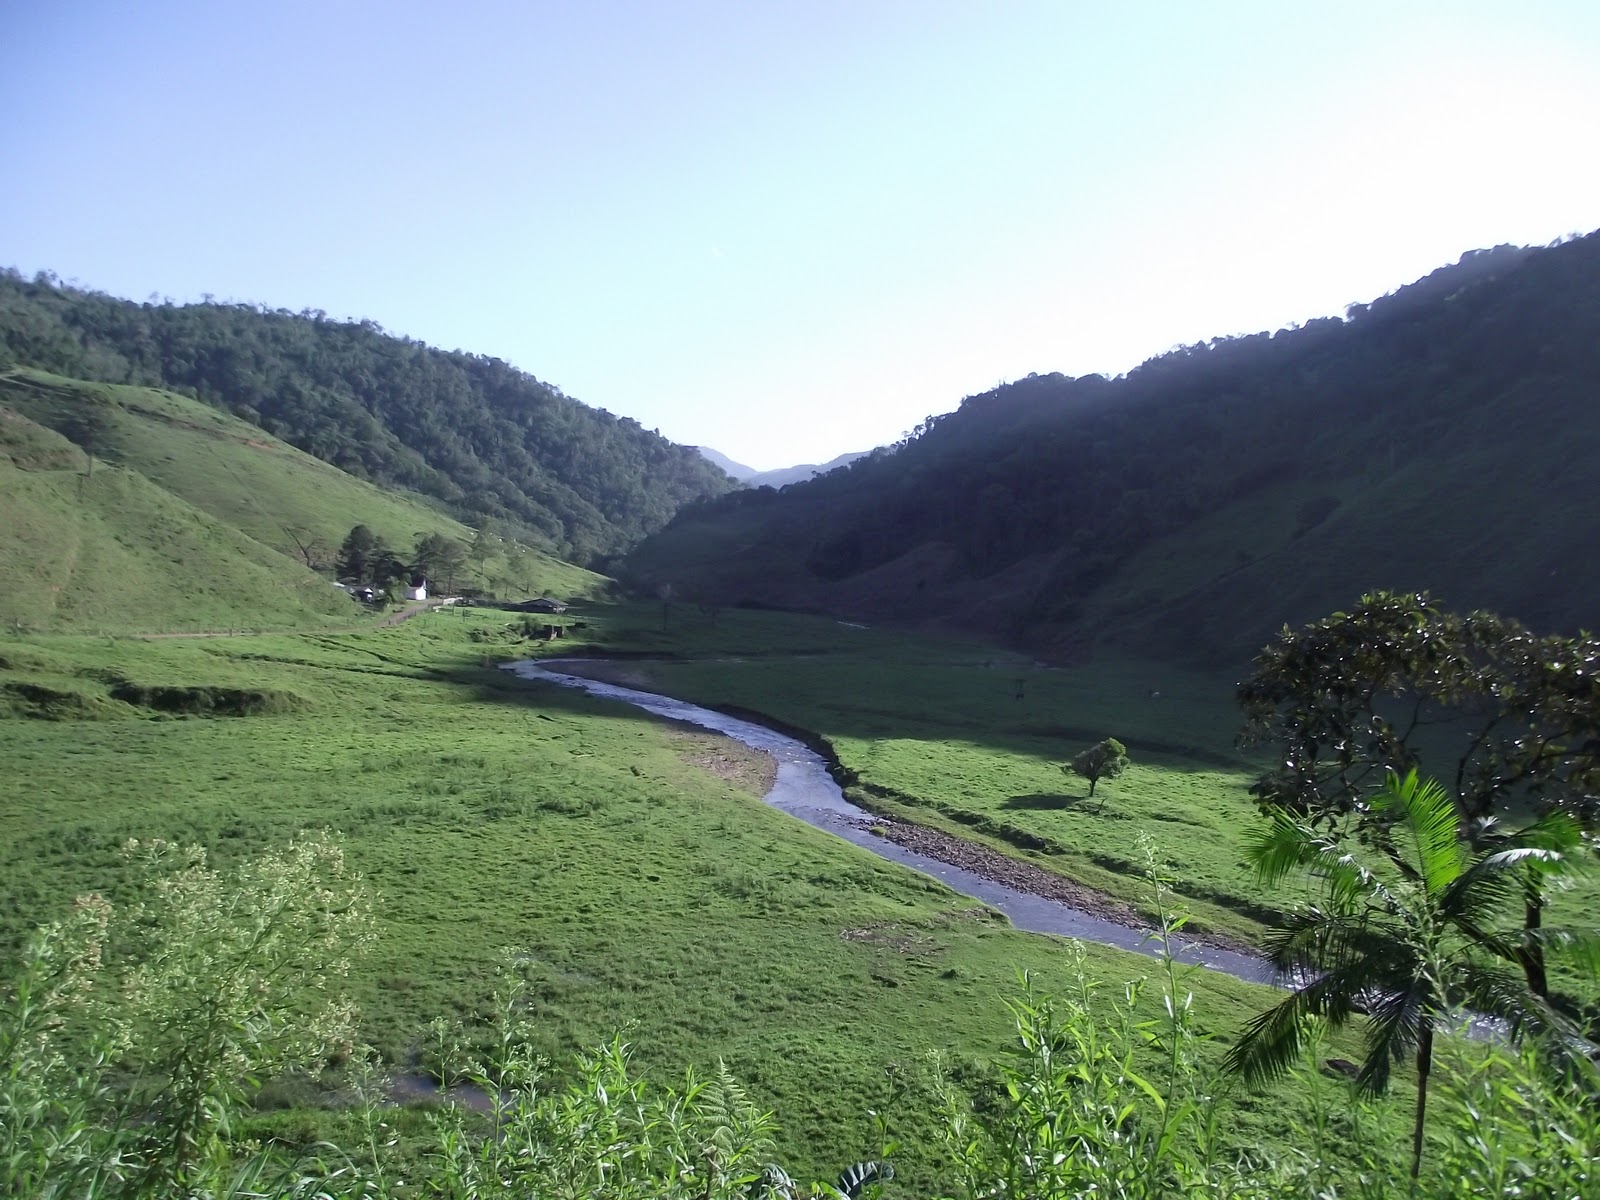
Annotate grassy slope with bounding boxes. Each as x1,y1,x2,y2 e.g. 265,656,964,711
1,609,1389,1186
0,406,358,633
0,368,610,604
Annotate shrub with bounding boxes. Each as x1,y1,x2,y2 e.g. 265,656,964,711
0,834,372,1198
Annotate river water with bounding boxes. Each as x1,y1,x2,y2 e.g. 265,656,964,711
504,658,1281,987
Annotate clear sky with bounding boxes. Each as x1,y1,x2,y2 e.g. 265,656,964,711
4,1,1598,470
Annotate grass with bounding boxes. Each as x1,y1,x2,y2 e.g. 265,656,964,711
543,602,1280,943
538,601,1600,1010
0,405,361,634
0,367,611,628
1,605,1397,1187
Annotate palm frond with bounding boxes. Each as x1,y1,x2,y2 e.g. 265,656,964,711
1320,853,1382,910
1476,846,1566,871
1527,925,1600,977
1450,960,1542,1038
1244,810,1329,885
1260,906,1373,976
1437,862,1521,928
1355,983,1430,1096
1449,960,1594,1067
1230,952,1410,1085
1512,809,1583,857
1376,770,1464,898
1224,989,1319,1084
1263,906,1420,993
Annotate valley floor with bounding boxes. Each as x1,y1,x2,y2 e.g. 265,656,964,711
10,601,1577,1186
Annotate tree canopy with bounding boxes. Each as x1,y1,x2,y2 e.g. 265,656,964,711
1066,738,1129,798
1238,591,1600,832
1237,591,1600,1000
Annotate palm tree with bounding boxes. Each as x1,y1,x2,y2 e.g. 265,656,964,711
1225,770,1588,1179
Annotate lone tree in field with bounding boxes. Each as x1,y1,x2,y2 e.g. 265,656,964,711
1066,738,1129,798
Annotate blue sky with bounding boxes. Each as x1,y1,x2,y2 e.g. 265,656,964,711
4,1,1598,470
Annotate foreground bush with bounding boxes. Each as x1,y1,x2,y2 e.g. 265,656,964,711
2,837,1595,1198
0,835,372,1198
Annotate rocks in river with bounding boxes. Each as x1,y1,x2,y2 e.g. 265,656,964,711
855,814,1144,929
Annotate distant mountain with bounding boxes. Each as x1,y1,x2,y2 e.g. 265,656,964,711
628,234,1600,667
0,273,736,564
749,450,871,488
697,446,872,487
696,447,758,481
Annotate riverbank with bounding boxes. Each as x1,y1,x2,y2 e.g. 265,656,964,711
531,655,1263,960
512,656,1275,981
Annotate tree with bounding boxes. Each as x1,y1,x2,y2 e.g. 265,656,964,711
335,524,379,583
281,525,327,571
1066,738,1128,798
413,532,467,593
1238,591,1600,997
1226,770,1589,1180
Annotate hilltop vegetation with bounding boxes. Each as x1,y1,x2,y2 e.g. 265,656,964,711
628,232,1600,665
0,271,737,563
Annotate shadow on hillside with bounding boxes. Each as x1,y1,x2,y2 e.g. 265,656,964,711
1001,792,1084,811
446,651,1269,785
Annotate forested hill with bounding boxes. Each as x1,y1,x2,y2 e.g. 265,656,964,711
0,273,736,564
626,231,1600,665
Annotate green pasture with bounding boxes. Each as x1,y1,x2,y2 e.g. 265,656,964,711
0,411,360,635
547,602,1279,942
547,601,1600,1009
0,606,1405,1185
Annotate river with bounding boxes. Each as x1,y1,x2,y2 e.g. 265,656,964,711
504,658,1281,987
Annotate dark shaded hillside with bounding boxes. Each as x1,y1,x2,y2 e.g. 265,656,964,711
0,274,736,564
626,233,1600,665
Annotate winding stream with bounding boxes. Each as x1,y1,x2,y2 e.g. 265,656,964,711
505,658,1281,987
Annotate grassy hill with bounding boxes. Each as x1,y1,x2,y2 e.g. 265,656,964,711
1077,369,1600,664
0,368,611,633
0,274,738,562
0,405,355,634
626,233,1600,666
